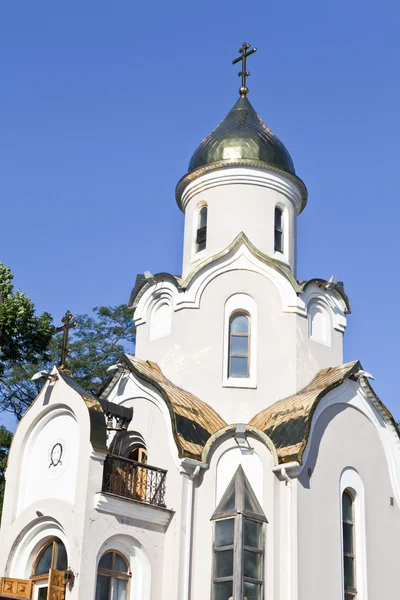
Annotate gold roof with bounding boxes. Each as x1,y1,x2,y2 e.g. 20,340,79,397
123,355,227,460
249,361,361,464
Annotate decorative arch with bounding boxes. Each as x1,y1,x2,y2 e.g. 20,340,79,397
96,534,151,600
307,298,331,345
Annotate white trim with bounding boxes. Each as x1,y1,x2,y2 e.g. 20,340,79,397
96,533,152,600
94,492,173,529
222,293,257,389
134,243,305,328
307,298,332,346
180,167,303,215
340,468,368,600
302,285,347,334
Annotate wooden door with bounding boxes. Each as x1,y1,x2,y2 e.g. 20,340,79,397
47,570,66,600
135,447,147,501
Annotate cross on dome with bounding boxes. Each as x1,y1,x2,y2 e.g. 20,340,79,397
232,42,257,96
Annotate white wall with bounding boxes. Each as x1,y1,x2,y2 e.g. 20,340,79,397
180,167,302,278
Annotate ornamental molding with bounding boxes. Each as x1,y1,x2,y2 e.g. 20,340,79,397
178,166,304,215
134,239,305,325
301,286,347,334
176,162,307,212
94,492,174,529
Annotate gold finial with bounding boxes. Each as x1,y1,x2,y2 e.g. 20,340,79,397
56,310,78,373
232,42,257,96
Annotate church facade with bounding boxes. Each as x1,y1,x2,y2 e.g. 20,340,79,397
1,46,400,600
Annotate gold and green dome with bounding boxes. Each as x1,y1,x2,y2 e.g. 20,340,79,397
188,95,295,175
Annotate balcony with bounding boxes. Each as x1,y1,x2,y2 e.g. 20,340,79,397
102,454,167,508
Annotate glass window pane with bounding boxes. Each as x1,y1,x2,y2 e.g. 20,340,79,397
114,554,127,573
99,553,113,570
274,230,283,252
244,488,260,515
343,491,353,522
243,580,261,600
230,314,248,334
215,519,234,547
230,335,248,355
244,550,262,580
199,207,207,228
55,542,68,571
38,588,48,600
344,556,355,588
214,580,233,600
113,578,128,600
214,550,233,578
275,207,282,228
343,522,353,554
244,519,262,548
218,485,235,513
95,575,111,600
230,356,248,377
35,544,53,575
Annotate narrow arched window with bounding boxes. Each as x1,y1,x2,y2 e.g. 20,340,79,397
274,206,284,253
96,551,130,600
229,313,250,378
343,490,357,599
196,206,208,252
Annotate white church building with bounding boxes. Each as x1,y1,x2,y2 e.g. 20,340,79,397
1,45,400,600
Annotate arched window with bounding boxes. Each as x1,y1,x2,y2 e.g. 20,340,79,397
308,300,330,345
228,313,250,378
31,538,68,599
274,206,284,253
343,490,356,599
212,466,266,599
196,205,208,252
96,551,130,600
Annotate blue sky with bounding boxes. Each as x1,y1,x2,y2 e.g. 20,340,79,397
1,1,400,431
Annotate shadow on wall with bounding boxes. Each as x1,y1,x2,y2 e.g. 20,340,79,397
298,404,347,490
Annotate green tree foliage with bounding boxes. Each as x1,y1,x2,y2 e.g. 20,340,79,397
0,262,54,373
0,305,135,419
0,425,12,522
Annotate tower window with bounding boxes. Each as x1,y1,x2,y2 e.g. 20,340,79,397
196,206,208,252
212,466,266,600
228,313,250,378
274,206,284,253
343,490,357,599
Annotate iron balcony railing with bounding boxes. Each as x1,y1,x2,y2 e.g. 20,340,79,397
102,454,167,508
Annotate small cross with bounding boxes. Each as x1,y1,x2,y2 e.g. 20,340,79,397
232,42,257,97
56,310,78,371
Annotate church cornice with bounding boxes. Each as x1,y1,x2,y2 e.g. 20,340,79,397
175,161,308,213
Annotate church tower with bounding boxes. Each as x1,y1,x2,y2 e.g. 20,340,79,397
131,44,348,423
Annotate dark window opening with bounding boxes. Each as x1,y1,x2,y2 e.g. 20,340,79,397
274,207,283,253
197,206,208,252
343,490,357,599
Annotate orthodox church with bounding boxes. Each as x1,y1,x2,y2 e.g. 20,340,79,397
1,44,399,600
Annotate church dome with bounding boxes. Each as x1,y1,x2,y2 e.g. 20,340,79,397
188,95,295,175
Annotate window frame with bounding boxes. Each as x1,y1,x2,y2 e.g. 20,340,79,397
211,466,267,600
96,550,130,600
228,312,250,379
30,538,68,583
274,206,284,254
196,205,208,253
342,489,357,599
223,294,257,389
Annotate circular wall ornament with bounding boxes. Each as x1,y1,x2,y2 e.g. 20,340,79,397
48,439,69,479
